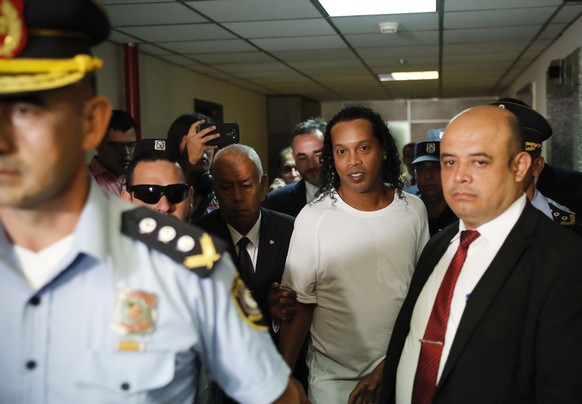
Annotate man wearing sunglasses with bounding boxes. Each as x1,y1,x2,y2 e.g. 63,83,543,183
122,139,193,222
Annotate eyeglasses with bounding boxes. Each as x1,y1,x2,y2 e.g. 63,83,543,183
129,184,189,204
280,165,297,174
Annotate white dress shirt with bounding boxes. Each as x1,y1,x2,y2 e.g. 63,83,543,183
227,212,261,271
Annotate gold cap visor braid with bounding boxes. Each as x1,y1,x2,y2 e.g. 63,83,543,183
0,54,102,94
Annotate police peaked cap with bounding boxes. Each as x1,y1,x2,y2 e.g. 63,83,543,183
412,141,440,165
132,139,181,163
490,97,553,151
0,0,110,94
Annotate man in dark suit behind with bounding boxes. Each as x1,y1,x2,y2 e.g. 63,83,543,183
380,105,582,404
263,118,326,217
194,144,295,336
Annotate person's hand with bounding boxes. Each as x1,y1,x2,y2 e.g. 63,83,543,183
269,177,286,192
181,120,220,166
268,282,297,322
347,360,384,404
291,376,311,404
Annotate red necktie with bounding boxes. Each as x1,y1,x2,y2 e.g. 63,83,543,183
411,230,480,404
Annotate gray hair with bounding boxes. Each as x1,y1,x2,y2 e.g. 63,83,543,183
213,144,264,179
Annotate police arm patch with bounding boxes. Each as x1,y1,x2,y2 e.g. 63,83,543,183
231,274,268,332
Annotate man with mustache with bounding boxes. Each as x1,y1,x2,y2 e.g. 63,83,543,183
380,105,582,404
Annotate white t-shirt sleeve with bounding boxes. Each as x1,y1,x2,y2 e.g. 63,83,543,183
281,209,319,305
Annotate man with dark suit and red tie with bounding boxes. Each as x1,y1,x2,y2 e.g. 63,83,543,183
380,105,582,404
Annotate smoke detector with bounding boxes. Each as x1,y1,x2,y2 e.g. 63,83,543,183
378,21,399,34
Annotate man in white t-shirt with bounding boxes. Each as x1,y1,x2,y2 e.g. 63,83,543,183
280,106,429,403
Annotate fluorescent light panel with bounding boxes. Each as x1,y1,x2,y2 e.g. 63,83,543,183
378,71,439,81
318,0,436,17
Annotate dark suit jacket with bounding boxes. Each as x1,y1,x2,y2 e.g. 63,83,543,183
193,207,294,338
262,179,307,218
380,202,582,403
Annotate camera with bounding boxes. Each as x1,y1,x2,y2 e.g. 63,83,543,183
199,123,240,146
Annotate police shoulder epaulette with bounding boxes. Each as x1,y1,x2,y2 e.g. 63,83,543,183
121,207,226,277
548,203,577,226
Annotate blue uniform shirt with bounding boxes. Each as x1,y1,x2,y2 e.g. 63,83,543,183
0,182,290,403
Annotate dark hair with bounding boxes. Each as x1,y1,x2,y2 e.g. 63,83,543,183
320,106,403,197
109,110,137,132
290,117,326,142
125,152,185,188
166,112,214,143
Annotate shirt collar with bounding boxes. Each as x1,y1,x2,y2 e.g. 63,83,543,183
457,193,527,243
227,211,262,248
88,156,110,176
71,179,118,262
305,181,318,202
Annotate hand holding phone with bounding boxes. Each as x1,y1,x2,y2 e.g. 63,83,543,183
198,123,240,146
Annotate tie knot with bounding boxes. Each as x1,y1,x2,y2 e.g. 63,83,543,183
237,237,250,248
460,230,480,249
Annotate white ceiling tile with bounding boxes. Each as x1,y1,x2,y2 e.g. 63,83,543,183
445,7,556,28
445,0,561,12
445,26,540,43
119,24,235,42
159,54,197,66
272,49,357,62
163,39,256,54
553,4,582,23
104,3,206,26
223,19,334,38
443,41,529,54
108,30,143,44
358,45,438,58
139,43,173,56
539,23,568,40
198,52,277,64
345,31,438,48
186,0,320,22
251,36,346,51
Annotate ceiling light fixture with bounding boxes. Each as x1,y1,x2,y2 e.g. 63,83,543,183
378,71,439,81
318,0,436,17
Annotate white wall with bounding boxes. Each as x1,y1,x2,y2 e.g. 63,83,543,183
92,42,269,168
508,15,582,116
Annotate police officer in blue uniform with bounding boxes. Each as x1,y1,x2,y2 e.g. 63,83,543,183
0,1,299,402
490,98,580,234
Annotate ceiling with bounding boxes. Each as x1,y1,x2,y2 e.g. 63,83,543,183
102,0,582,102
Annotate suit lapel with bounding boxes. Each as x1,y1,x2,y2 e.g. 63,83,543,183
438,203,537,387
256,209,277,285
295,180,308,210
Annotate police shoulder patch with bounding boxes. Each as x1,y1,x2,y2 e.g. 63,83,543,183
231,273,268,331
122,207,226,277
549,203,577,226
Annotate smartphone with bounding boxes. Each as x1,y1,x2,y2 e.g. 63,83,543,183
199,123,240,146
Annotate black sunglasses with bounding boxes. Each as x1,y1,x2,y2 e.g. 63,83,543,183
129,184,190,204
